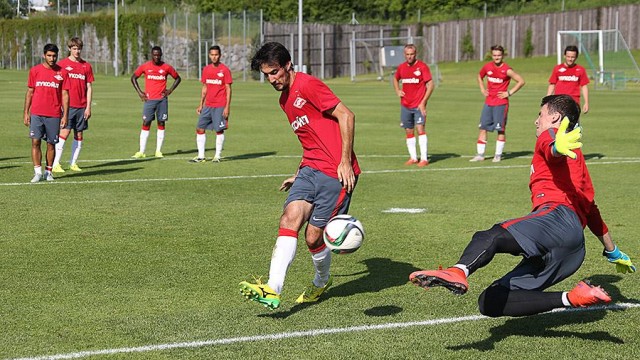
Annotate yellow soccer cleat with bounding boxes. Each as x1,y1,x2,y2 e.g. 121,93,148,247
155,151,164,158
295,276,332,303
239,279,281,310
131,152,146,159
69,163,82,172
52,164,65,173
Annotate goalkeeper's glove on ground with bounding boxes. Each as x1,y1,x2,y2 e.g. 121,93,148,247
604,246,636,274
553,117,582,159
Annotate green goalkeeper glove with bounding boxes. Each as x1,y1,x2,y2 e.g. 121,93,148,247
553,117,582,159
604,246,637,274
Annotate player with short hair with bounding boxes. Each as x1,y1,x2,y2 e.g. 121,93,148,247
130,46,181,159
393,44,434,167
410,95,635,317
240,42,361,310
52,37,94,173
470,45,525,163
547,45,590,114
23,43,69,183
190,45,232,163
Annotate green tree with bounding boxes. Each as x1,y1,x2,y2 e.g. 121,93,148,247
0,0,14,19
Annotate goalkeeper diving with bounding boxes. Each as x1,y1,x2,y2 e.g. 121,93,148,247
409,95,634,318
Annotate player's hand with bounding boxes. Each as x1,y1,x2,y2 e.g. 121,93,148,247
60,116,68,129
84,109,91,120
396,89,405,97
24,113,30,126
604,246,636,274
337,161,356,193
553,117,582,159
138,93,147,102
279,176,296,192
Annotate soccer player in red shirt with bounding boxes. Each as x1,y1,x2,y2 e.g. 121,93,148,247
240,42,360,309
393,44,434,167
410,95,635,317
23,43,70,183
547,45,590,114
190,45,233,163
130,46,181,159
471,45,525,163
52,37,94,173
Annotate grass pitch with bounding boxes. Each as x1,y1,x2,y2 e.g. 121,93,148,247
1,55,639,359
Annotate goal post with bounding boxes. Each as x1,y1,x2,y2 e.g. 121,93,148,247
557,30,640,87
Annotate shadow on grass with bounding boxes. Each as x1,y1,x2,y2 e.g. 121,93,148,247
57,167,146,178
165,149,277,161
79,157,158,169
0,165,20,170
0,156,26,162
500,150,533,160
258,257,419,319
447,274,634,351
427,153,460,165
584,153,606,160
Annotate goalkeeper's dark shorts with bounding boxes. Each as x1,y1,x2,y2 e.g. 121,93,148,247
497,203,585,291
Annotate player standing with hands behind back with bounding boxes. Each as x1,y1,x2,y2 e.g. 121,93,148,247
393,44,434,167
470,45,525,163
240,42,360,310
131,46,181,159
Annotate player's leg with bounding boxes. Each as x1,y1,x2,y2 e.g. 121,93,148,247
470,105,492,161
493,105,508,162
192,107,212,162
29,116,45,182
416,122,428,167
401,106,418,164
69,131,83,171
53,128,71,172
155,99,169,157
211,107,227,162
43,117,61,181
133,102,154,158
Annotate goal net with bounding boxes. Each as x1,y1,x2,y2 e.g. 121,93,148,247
557,30,640,89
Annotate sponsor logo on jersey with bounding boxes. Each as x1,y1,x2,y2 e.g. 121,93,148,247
206,79,223,85
65,66,74,71
558,75,579,82
291,115,309,131
293,97,307,109
559,67,567,73
401,78,420,84
487,76,504,84
68,73,86,80
147,74,167,80
35,81,60,88
487,71,493,75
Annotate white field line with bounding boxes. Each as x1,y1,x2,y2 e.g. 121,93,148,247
2,159,639,187
9,302,640,360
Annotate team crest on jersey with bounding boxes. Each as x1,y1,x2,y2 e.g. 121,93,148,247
159,69,165,74
217,71,224,77
413,70,421,76
293,97,307,109
54,74,64,81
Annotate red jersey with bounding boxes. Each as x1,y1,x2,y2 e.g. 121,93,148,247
479,62,512,106
133,61,179,100
27,63,69,118
279,72,361,179
394,60,432,108
548,63,589,104
530,128,596,227
58,57,94,108
201,62,232,107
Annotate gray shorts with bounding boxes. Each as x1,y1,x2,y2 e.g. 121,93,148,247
197,106,228,132
143,98,169,123
284,166,357,228
29,115,60,144
65,107,88,132
497,204,585,291
400,106,425,129
478,104,508,132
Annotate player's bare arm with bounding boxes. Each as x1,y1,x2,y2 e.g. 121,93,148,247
130,74,147,101
60,89,69,128
23,88,34,126
581,85,589,114
498,69,525,99
163,75,182,97
223,83,232,119
477,74,488,96
393,76,405,97
419,80,434,116
329,102,356,193
546,83,556,96
196,84,207,114
84,82,92,120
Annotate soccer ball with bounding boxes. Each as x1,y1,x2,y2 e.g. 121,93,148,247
323,215,364,254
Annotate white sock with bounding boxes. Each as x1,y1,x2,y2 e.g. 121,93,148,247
53,137,66,166
70,140,82,165
196,133,206,158
495,140,506,156
156,129,165,153
406,136,417,161
267,236,298,294
311,246,332,287
561,292,572,307
476,140,486,156
34,165,42,175
453,264,470,277
418,134,428,161
139,129,150,153
215,133,225,158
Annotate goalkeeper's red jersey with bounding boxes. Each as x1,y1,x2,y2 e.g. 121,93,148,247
529,127,595,227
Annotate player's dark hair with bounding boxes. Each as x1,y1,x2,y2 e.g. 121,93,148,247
251,42,291,72
209,45,221,53
490,45,504,54
151,46,162,53
68,37,83,49
564,45,579,55
43,43,59,54
541,94,581,128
